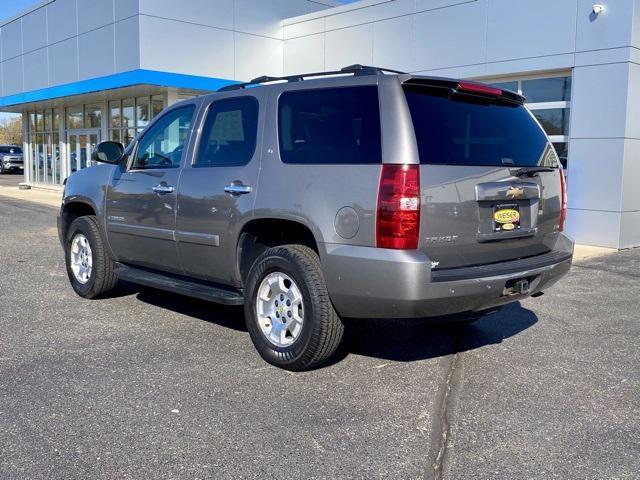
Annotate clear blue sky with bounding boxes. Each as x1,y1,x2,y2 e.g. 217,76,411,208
0,0,39,21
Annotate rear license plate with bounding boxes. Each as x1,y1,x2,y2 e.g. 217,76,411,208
493,204,521,232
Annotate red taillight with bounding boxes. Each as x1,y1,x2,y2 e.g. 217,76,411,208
559,169,567,231
376,164,420,249
457,82,502,97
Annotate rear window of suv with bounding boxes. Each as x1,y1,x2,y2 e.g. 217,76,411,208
403,85,555,167
278,86,382,164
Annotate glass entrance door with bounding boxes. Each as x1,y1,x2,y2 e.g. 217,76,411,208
67,129,100,175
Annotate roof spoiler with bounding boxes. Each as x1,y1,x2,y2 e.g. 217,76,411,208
403,77,526,104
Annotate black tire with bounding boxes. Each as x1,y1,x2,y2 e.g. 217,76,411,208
64,215,118,299
244,244,344,371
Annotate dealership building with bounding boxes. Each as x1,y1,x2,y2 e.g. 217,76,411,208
0,0,638,249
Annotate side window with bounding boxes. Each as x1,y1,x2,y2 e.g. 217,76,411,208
194,97,259,167
278,86,382,164
131,105,195,170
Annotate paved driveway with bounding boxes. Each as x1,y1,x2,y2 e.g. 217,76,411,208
0,197,638,479
0,172,22,188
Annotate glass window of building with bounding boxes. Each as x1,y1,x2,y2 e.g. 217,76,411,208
489,81,518,93
122,98,134,128
109,101,121,128
28,108,61,186
489,73,571,174
553,142,569,170
35,111,44,131
66,106,83,129
152,95,164,118
136,97,150,130
521,77,571,103
44,110,52,131
108,95,165,146
531,109,570,137
85,104,102,128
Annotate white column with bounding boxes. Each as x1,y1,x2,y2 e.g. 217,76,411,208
58,106,68,182
565,2,640,248
164,87,179,106
22,110,29,184
101,99,109,142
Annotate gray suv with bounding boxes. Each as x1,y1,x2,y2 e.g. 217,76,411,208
58,65,573,370
0,145,24,173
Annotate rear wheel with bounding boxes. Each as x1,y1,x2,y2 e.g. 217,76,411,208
65,215,118,299
244,245,344,371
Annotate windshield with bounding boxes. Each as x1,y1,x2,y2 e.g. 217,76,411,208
404,85,557,167
0,146,22,154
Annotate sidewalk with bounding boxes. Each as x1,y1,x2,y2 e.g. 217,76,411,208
0,184,61,208
573,244,617,260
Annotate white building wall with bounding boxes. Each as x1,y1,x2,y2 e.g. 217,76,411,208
0,0,141,95
283,0,640,248
0,0,339,97
137,0,337,81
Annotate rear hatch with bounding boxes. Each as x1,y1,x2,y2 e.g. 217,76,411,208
403,79,565,270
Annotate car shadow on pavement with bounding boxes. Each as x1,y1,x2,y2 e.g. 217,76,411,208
135,286,248,332
135,286,537,364
338,302,538,363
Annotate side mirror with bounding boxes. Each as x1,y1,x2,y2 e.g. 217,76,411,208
92,141,124,164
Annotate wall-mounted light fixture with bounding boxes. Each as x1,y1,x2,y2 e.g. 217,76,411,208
592,4,606,15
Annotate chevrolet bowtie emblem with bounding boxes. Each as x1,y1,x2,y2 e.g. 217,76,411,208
506,186,524,199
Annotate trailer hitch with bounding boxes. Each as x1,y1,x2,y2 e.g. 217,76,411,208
502,278,531,297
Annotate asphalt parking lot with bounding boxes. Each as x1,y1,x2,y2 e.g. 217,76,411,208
0,195,638,479
0,172,22,187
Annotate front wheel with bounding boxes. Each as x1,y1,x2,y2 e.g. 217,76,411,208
244,245,344,371
65,215,118,299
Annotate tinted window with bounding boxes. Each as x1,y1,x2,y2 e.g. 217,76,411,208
195,97,259,167
278,86,382,164
131,105,195,170
404,86,553,167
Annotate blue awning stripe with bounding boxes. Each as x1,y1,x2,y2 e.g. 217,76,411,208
0,69,237,107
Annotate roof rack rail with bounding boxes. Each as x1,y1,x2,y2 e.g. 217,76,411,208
217,64,407,92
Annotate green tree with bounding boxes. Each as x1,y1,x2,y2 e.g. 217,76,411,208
0,117,23,145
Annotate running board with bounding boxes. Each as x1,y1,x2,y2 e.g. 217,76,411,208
114,263,244,306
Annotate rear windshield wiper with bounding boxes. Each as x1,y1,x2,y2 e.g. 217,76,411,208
511,166,556,177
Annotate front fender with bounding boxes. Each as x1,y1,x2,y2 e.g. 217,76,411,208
61,164,117,254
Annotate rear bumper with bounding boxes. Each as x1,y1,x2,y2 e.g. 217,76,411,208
320,233,574,319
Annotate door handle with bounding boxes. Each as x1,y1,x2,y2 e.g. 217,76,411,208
224,184,252,195
152,183,175,194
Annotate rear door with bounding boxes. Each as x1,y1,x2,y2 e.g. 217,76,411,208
175,93,264,286
402,81,564,269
